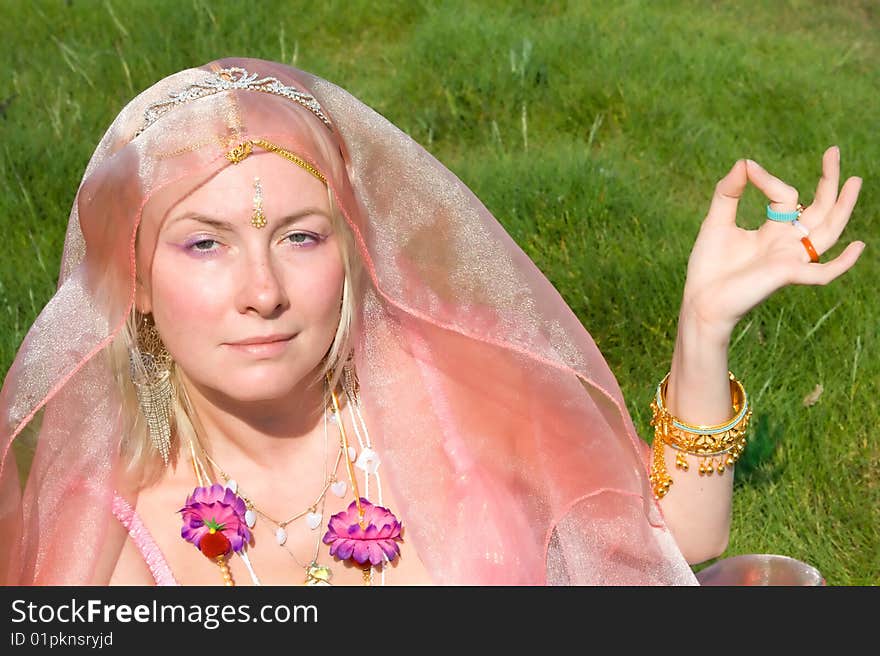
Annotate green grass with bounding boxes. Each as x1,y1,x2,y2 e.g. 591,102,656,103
1,0,877,584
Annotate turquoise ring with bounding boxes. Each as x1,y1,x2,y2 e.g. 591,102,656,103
766,203,804,222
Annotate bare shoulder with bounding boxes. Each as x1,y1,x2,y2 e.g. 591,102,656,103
91,480,160,586
86,507,157,586
107,536,157,586
98,464,188,586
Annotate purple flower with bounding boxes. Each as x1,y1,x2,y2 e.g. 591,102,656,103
179,483,251,556
322,498,403,566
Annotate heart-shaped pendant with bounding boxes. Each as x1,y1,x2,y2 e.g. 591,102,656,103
330,480,347,497
275,527,287,546
306,512,323,530
355,447,381,474
305,563,332,586
245,509,257,528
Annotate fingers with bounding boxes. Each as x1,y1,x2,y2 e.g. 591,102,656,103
706,159,747,225
808,175,862,252
812,146,840,210
822,175,863,243
745,159,799,211
789,241,866,286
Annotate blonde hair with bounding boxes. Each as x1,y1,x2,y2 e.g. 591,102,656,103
108,181,363,486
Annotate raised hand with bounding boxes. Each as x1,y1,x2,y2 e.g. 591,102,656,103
680,146,865,334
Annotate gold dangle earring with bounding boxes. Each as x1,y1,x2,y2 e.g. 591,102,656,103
129,312,174,465
342,353,360,406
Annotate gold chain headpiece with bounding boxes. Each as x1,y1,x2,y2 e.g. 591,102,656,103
224,138,327,185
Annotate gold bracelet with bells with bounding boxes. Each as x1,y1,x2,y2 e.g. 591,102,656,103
649,371,752,499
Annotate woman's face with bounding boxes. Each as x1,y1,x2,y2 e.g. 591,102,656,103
136,153,344,404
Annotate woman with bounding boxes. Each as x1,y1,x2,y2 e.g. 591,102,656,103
0,57,864,585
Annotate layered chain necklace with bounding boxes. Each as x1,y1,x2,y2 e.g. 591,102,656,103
179,372,403,586
199,400,344,585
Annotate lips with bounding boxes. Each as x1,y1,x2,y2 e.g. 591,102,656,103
224,333,297,358
227,333,296,346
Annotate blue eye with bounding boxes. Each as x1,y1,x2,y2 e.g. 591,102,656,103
286,232,320,247
189,238,219,252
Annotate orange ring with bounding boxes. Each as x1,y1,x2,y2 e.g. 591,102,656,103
801,236,820,263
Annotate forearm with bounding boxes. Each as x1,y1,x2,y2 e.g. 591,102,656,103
658,299,737,564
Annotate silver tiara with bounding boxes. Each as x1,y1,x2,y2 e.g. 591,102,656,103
133,67,333,138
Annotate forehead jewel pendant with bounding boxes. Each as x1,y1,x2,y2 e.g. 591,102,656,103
252,177,267,229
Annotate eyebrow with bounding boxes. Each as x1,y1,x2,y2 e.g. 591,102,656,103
169,208,330,230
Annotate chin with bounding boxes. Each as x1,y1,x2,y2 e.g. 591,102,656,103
216,367,318,402
216,383,303,405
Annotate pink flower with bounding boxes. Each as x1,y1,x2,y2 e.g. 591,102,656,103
322,498,403,566
179,483,251,557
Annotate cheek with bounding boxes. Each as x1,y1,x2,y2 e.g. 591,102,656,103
148,251,229,352
283,252,345,328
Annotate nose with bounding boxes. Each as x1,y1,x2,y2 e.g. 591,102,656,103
236,251,289,318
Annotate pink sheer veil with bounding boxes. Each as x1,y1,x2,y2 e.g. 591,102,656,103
0,57,697,585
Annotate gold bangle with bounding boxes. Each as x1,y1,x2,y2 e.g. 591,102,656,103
649,371,752,499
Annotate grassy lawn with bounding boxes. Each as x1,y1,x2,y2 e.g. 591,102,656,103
1,0,877,583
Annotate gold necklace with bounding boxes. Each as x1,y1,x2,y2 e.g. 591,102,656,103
199,406,347,585
201,446,346,539
184,373,385,586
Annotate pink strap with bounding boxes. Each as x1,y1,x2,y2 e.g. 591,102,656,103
111,492,178,586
